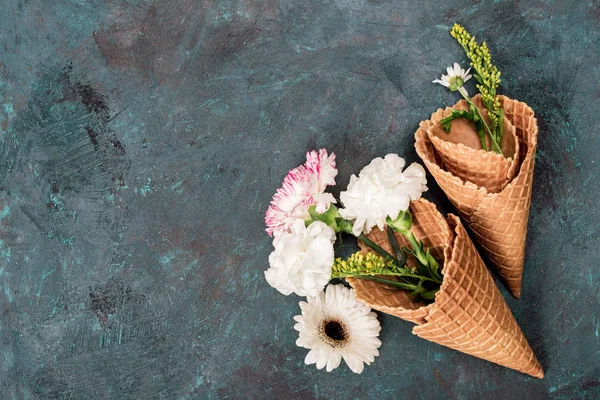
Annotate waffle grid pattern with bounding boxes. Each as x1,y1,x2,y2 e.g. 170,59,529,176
349,200,543,377
413,215,543,378
426,106,519,193
415,95,538,298
348,199,453,324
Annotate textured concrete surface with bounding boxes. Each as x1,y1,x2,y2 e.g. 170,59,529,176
0,0,598,399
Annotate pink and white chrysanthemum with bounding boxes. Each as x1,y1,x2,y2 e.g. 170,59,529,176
265,149,338,237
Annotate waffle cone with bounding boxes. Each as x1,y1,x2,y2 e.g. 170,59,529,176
348,199,543,378
415,95,538,298
426,102,520,193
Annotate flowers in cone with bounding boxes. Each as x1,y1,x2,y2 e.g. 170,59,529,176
265,220,336,297
263,148,444,375
339,154,428,236
433,25,506,155
433,62,472,98
293,284,381,373
265,149,338,237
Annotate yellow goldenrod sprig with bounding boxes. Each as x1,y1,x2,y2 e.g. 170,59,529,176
332,252,414,278
450,24,505,153
332,251,442,300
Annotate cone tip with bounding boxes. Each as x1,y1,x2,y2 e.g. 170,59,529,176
509,282,522,298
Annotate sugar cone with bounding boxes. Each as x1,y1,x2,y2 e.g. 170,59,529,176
415,95,538,298
348,199,543,378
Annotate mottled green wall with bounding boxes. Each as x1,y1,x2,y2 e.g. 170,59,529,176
0,0,598,398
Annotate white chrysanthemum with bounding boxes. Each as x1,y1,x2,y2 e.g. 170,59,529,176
293,284,381,374
433,62,472,97
265,220,336,297
339,154,428,236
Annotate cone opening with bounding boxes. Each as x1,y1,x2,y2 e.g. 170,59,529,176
425,98,522,196
415,96,537,202
349,199,454,323
428,102,518,160
416,117,490,197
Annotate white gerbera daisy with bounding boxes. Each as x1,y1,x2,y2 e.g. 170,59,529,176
293,284,382,373
432,62,472,98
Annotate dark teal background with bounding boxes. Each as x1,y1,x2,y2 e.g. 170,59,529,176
0,0,598,398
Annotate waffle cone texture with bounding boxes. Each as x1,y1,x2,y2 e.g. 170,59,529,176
415,95,538,298
347,199,543,378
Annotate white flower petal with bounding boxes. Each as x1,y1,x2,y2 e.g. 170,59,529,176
313,192,337,214
325,351,342,372
305,349,319,365
339,155,427,235
343,353,365,374
264,221,335,297
433,78,450,88
265,149,338,237
292,285,382,374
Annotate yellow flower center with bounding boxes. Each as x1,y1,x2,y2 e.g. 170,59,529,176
448,76,465,91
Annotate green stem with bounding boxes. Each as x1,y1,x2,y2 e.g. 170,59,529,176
392,227,443,283
357,235,396,263
334,271,442,285
337,274,419,291
460,91,504,156
404,230,426,264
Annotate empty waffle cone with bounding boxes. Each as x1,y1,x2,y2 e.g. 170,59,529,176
415,95,538,298
347,199,543,378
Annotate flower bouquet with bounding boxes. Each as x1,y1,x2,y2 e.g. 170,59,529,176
263,149,542,377
415,24,539,298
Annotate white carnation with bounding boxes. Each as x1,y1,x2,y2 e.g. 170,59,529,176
339,154,428,236
265,220,336,297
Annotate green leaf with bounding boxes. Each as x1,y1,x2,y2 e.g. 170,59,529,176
440,110,475,133
474,120,487,151
415,260,429,278
498,108,504,144
473,74,483,84
420,289,438,300
386,227,407,265
425,249,442,282
356,275,417,291
358,236,396,263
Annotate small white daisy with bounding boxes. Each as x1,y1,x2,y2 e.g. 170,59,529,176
433,62,472,97
293,284,382,373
